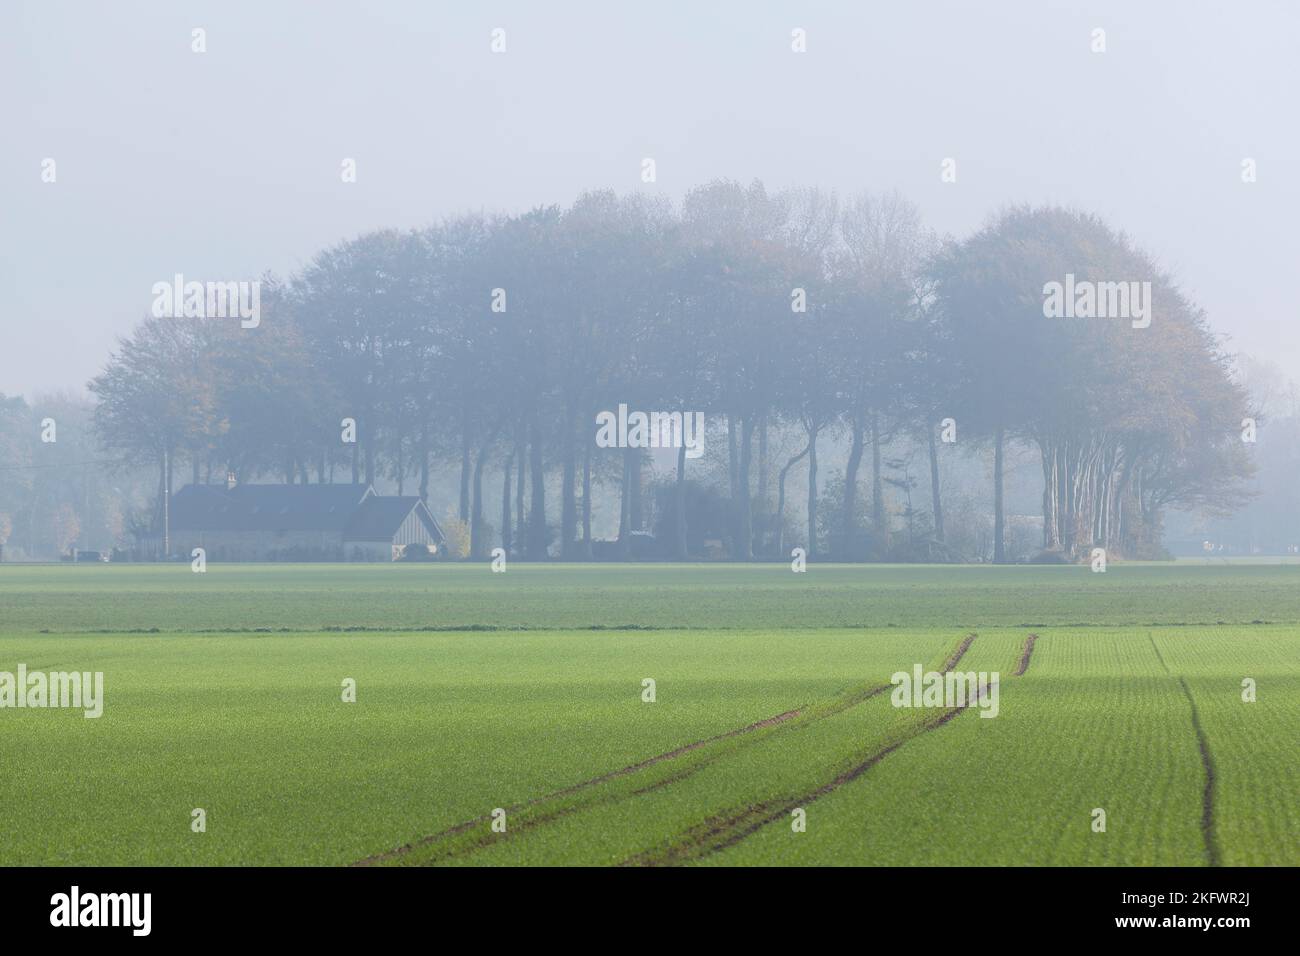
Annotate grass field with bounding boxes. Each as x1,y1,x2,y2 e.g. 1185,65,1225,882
0,562,1296,866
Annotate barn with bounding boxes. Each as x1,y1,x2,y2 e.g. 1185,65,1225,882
156,482,444,561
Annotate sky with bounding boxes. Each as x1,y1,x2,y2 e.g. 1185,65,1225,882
3,0,1298,398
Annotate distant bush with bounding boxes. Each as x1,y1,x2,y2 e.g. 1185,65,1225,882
441,514,470,559
589,531,660,561
398,544,436,562
888,537,968,563
1027,549,1070,565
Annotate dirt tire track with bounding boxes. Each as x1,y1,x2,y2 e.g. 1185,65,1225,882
615,675,909,802
1014,633,1038,676
623,633,982,866
355,632,977,867
352,708,801,866
1178,676,1221,867
1148,633,1220,868
939,632,976,673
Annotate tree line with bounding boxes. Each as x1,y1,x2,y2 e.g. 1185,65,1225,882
88,181,1254,562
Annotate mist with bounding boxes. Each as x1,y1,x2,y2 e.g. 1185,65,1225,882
4,0,1298,396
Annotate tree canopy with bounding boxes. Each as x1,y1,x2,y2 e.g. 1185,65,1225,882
86,186,1254,562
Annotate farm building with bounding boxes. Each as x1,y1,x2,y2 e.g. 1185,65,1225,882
152,482,444,561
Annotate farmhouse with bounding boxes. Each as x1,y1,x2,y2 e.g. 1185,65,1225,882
158,482,444,561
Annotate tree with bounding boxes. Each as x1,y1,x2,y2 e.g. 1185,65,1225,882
933,206,1252,561
79,191,1260,567
826,191,928,560
682,180,800,559
89,315,217,546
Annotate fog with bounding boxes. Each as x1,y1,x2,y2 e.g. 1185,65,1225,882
3,0,1298,397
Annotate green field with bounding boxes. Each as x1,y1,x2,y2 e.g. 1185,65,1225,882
4,561,1300,633
0,562,1296,866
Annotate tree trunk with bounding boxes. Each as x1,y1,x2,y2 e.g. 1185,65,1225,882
727,415,739,499
1059,444,1071,556
736,416,754,560
807,425,819,558
418,423,430,505
458,414,471,522
501,446,513,555
726,414,739,557
528,415,546,559
1039,442,1053,550
777,442,811,558
757,414,769,552
993,426,1006,564
870,411,884,534
364,414,376,487
470,443,488,559
843,413,864,557
928,423,944,543
581,428,593,558
515,427,526,547
674,441,687,560
617,447,632,560
162,449,173,557
561,403,578,557
394,428,404,495
629,449,644,532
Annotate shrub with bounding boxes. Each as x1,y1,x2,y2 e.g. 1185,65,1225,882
398,544,436,562
442,514,471,559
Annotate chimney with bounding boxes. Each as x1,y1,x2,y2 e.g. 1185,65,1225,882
226,471,237,491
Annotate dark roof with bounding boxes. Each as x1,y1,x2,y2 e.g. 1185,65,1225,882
169,483,374,533
342,496,444,542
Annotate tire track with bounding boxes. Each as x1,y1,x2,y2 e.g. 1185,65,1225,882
623,634,983,866
1178,676,1221,867
355,633,976,866
1148,633,1220,867
1014,633,1038,676
352,707,800,866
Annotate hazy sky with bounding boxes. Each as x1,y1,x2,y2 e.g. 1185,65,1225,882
4,0,1298,398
